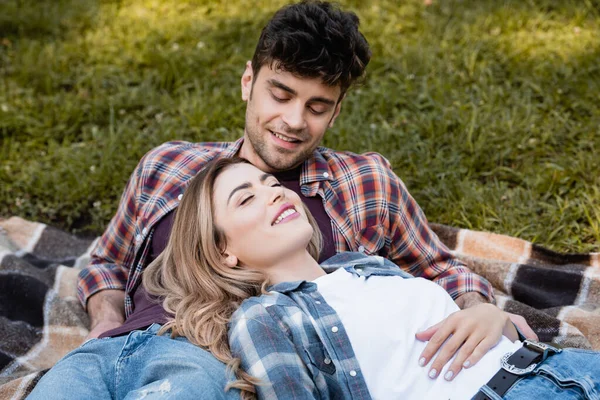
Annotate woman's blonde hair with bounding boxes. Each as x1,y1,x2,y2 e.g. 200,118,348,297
143,157,322,399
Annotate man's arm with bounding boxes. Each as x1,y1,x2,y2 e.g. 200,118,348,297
376,153,535,334
78,152,147,338
85,290,126,339
371,152,493,302
369,154,537,375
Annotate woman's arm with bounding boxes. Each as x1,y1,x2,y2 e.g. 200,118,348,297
229,301,319,399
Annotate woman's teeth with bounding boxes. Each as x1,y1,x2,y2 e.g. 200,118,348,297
274,208,297,225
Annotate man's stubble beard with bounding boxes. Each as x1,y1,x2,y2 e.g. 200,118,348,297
244,111,319,172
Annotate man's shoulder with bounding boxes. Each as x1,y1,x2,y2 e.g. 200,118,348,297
316,146,394,176
318,147,390,168
141,140,231,166
131,140,236,181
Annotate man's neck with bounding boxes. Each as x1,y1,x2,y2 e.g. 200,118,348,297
237,135,275,173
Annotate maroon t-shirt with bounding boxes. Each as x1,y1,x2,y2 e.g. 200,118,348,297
100,164,336,338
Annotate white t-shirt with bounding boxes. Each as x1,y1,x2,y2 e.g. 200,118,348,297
314,268,521,400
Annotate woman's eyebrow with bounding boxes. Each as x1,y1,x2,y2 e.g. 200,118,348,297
226,173,275,205
227,182,251,205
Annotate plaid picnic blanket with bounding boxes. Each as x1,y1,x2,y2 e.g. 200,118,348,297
1,216,598,399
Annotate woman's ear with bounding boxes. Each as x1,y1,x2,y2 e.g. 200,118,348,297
223,252,239,269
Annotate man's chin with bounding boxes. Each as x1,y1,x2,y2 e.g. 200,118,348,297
263,154,305,172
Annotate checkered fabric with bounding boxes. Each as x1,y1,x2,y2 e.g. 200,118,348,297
1,207,598,398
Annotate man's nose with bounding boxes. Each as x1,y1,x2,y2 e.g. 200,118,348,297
282,103,307,131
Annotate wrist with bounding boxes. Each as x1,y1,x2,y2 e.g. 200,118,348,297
455,292,488,309
87,289,126,327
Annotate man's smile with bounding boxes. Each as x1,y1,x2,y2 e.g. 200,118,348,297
269,130,304,149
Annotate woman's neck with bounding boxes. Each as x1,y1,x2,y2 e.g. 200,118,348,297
266,250,325,285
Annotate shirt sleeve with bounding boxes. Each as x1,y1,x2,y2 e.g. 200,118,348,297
229,301,318,400
76,157,144,310
371,153,494,302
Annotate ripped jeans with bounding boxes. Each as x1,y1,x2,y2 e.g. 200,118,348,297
27,324,240,400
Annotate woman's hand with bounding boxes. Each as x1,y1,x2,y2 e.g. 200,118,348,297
415,303,517,381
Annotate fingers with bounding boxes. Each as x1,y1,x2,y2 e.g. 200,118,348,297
443,335,488,381
417,321,458,376
457,337,498,376
417,304,508,380
426,328,473,379
507,313,538,341
415,321,442,342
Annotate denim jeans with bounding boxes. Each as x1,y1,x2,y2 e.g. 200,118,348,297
27,324,240,400
477,348,600,400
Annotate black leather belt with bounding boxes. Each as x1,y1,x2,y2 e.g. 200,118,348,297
472,340,562,400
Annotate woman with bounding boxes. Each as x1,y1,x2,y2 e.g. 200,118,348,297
144,157,599,400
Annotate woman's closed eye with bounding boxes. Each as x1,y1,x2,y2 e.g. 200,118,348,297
239,195,254,206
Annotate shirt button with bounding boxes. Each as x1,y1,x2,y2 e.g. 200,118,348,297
142,227,148,235
322,172,329,178
315,301,321,305
350,370,357,377
358,245,365,253
324,358,331,365
331,326,339,333
135,234,142,242
178,194,183,201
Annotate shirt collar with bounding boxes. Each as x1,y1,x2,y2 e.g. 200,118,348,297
226,139,331,185
222,137,244,158
266,252,413,294
268,280,317,294
300,147,333,185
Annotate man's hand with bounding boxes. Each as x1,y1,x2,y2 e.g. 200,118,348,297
415,303,517,381
85,289,126,340
86,319,124,340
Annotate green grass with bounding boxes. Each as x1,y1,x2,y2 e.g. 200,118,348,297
1,0,599,252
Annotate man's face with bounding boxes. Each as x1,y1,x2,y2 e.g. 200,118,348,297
239,62,342,172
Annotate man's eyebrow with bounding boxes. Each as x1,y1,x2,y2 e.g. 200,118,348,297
307,96,336,107
268,79,336,106
268,79,297,96
226,173,275,205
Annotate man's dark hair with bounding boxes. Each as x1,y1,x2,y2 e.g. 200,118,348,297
251,1,371,96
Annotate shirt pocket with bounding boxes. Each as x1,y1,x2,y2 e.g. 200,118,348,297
355,225,386,255
304,342,336,375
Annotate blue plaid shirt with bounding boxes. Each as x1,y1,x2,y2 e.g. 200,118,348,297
228,252,414,399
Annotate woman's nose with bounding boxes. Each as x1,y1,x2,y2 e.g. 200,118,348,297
268,186,285,204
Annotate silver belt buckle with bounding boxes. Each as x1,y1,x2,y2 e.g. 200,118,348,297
523,339,562,354
500,340,562,376
500,351,538,375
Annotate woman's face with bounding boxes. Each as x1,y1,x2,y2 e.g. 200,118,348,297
212,163,314,271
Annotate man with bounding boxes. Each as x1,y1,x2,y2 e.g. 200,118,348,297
30,1,535,399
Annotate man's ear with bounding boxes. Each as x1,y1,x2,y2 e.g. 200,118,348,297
328,100,343,128
241,61,253,101
222,252,239,269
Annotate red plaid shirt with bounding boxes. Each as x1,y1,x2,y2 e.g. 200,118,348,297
78,138,493,316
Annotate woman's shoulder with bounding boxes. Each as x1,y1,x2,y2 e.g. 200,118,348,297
231,292,294,322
